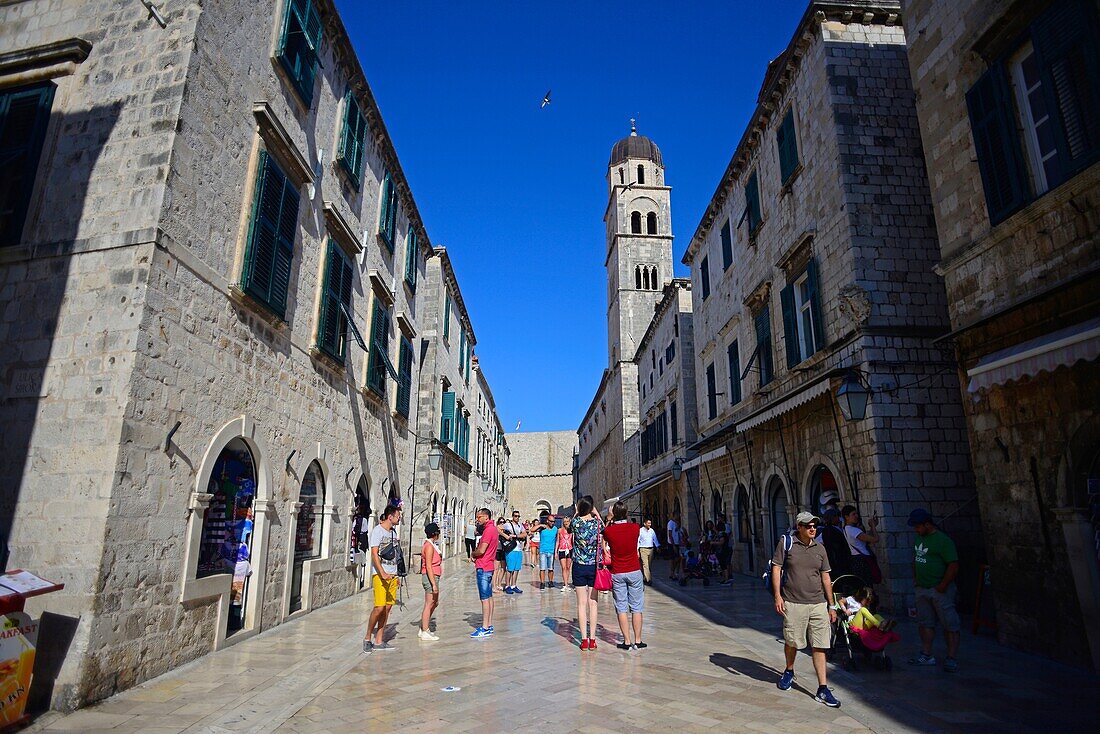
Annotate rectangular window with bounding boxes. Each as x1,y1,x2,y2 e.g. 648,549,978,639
665,340,676,365
967,0,1100,223
700,255,711,300
404,227,418,291
241,150,299,319
781,258,825,367
720,218,733,271
459,330,467,377
277,0,322,107
337,91,367,188
366,300,392,395
378,171,397,251
727,340,742,405
316,240,353,362
706,363,717,420
755,306,774,387
745,170,762,234
0,82,55,247
396,336,413,418
443,295,451,341
777,108,800,184
440,389,455,443
670,401,678,445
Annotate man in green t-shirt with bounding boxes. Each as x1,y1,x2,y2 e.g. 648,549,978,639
908,508,960,672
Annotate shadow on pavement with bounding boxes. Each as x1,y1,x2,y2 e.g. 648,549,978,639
709,652,777,684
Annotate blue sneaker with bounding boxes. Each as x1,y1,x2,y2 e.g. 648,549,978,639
777,669,794,690
503,587,514,594
486,626,494,634
513,587,523,594
816,686,840,708
470,627,491,639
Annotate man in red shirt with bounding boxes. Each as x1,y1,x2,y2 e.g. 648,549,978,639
602,501,647,650
470,507,498,638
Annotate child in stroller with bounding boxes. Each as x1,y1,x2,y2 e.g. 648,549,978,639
830,576,900,670
679,550,711,586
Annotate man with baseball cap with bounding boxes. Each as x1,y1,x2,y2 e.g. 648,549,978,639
907,508,961,672
772,510,840,707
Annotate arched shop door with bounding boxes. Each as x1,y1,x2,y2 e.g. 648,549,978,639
290,461,324,613
351,476,371,590
808,465,839,518
769,479,790,549
197,438,257,636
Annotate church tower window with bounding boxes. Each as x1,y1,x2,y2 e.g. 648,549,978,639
631,211,642,234
637,164,645,184
647,212,657,234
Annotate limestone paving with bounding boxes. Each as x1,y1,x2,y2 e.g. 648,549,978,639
27,558,1092,733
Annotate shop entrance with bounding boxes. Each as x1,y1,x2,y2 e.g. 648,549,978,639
290,461,324,613
351,476,371,591
808,465,840,518
196,438,257,636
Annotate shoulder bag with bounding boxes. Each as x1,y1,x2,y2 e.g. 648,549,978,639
594,520,612,591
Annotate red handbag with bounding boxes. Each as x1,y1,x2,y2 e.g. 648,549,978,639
594,521,612,591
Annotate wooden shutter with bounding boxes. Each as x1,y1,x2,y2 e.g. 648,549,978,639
720,219,733,270
727,340,741,404
244,151,298,318
440,391,455,443
443,296,451,340
279,0,320,105
0,83,55,246
367,300,390,393
746,171,762,232
338,93,366,187
706,363,717,419
777,108,799,184
755,306,773,386
781,281,799,368
379,172,396,248
404,227,418,290
396,337,413,417
700,255,710,299
670,401,678,445
805,258,825,354
1032,0,1100,180
317,241,352,361
966,65,1030,224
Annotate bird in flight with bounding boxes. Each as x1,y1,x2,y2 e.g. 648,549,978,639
540,90,551,109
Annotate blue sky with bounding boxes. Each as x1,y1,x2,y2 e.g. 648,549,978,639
335,0,808,432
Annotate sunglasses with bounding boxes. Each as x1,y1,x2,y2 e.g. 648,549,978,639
798,523,818,528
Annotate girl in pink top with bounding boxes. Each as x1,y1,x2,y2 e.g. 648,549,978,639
419,523,443,641
557,518,574,590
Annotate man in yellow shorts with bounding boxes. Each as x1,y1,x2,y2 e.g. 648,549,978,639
365,504,403,653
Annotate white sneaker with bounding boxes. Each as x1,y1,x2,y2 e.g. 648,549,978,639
417,629,439,641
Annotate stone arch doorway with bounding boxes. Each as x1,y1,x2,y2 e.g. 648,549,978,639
289,461,324,613
352,474,371,590
767,477,790,549
808,465,840,518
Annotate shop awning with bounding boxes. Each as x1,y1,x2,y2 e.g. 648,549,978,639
603,471,671,507
735,376,832,432
967,316,1100,393
681,445,727,470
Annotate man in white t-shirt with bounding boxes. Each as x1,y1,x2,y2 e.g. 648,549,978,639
637,518,660,584
841,504,879,583
364,504,402,654
501,511,527,594
667,512,683,581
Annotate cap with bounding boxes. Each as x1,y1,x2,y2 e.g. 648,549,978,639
795,511,820,525
424,522,440,537
907,508,933,527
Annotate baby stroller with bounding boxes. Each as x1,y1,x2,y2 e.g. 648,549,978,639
830,574,897,671
679,551,712,586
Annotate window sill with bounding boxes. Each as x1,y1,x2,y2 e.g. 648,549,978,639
334,157,361,193
309,346,347,375
376,231,395,256
361,383,386,404
779,165,803,197
229,284,289,330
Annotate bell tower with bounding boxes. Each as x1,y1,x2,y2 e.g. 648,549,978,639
605,121,674,367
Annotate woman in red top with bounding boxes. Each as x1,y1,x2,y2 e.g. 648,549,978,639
602,501,647,650
557,517,574,591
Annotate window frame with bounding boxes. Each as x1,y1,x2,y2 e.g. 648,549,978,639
700,255,711,300
241,150,299,321
776,107,800,185
276,0,322,108
315,239,353,363
0,82,55,247
336,91,367,189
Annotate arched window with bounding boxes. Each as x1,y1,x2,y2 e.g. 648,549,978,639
647,212,657,234
642,266,650,290
290,460,324,613
770,481,789,548
637,164,645,184
650,266,659,290
712,489,722,522
736,486,751,543
198,438,257,580
635,266,642,289
630,211,641,233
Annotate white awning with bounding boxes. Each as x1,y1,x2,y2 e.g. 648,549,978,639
735,377,832,432
603,471,671,507
682,445,727,470
967,316,1100,393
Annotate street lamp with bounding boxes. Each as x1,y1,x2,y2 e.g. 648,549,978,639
671,457,684,481
481,476,490,494
427,439,444,471
836,370,871,421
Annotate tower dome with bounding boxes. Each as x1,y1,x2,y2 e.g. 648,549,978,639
608,121,662,168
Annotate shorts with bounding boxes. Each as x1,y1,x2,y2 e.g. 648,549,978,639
611,570,645,614
495,546,505,562
572,562,597,588
782,601,831,649
539,552,555,570
558,550,568,560
915,585,961,632
421,573,440,594
505,550,523,572
475,568,493,600
372,574,399,607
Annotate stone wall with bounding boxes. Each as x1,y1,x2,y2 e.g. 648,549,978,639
506,431,576,516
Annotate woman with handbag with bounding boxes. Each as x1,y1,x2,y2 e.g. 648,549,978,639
841,505,882,584
570,496,603,651
602,501,646,650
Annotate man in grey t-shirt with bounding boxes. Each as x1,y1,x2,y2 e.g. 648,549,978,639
770,511,839,707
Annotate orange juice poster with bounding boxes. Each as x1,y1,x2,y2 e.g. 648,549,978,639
0,612,37,726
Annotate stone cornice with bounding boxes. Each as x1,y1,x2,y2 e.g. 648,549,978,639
0,38,91,87
253,102,314,186
322,201,362,256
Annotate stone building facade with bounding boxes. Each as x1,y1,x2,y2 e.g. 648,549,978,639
0,0,506,712
901,0,1100,668
681,1,979,612
577,127,674,506
505,431,576,518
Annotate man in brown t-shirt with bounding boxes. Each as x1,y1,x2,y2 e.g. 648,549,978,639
770,511,839,707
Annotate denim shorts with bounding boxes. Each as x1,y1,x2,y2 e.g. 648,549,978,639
611,570,645,614
539,552,555,570
475,568,493,600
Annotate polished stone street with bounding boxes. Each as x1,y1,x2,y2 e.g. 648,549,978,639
28,558,1094,733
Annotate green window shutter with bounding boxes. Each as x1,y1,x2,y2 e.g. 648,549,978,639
805,258,826,354
337,92,366,188
404,227,418,291
777,108,799,184
459,330,466,374
465,342,472,381
278,0,321,106
700,255,710,300
243,151,298,319
727,340,741,405
1031,0,1100,181
366,300,390,394
317,240,352,361
0,82,55,247
706,363,717,420
755,306,773,386
440,391,455,443
720,219,733,271
780,281,799,368
746,171,762,233
966,65,1030,224
396,337,413,417
443,296,451,340
670,401,678,445
378,172,396,250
